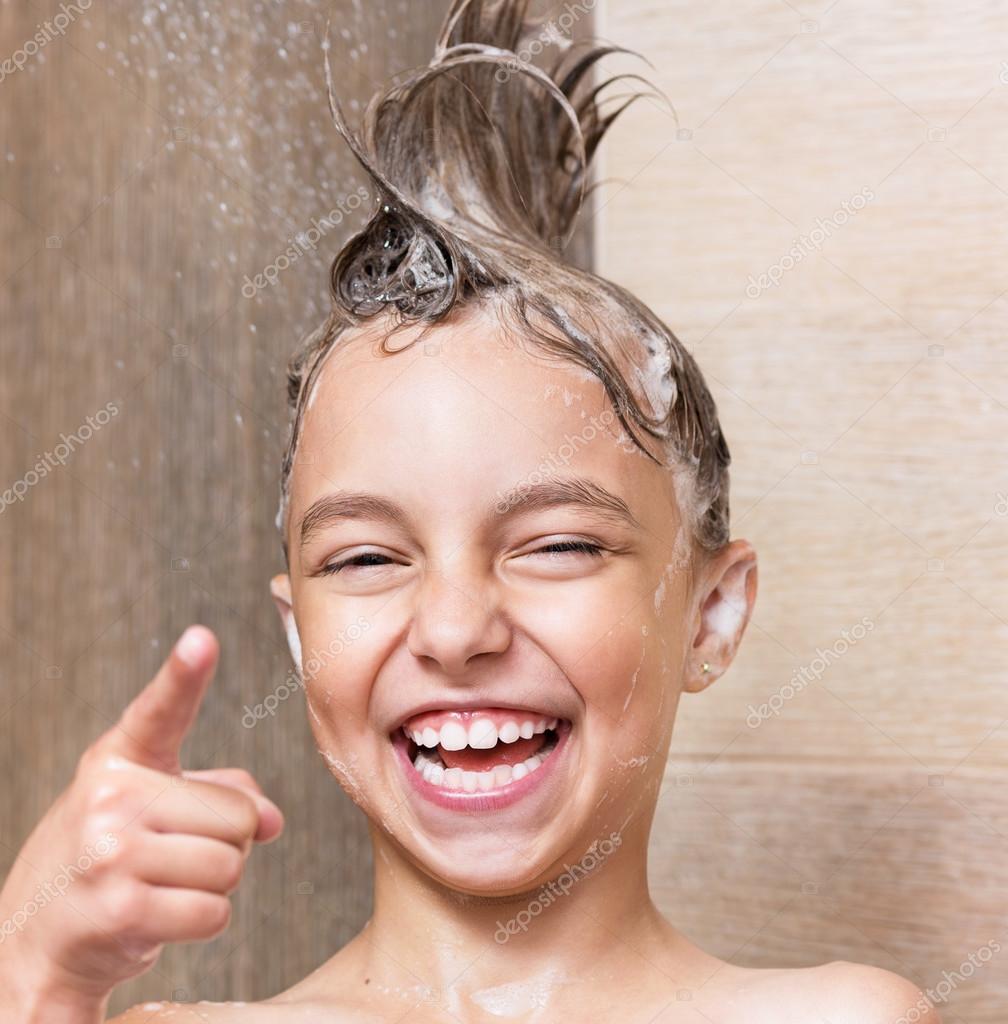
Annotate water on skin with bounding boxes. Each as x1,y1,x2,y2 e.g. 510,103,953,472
306,695,323,728
543,382,581,407
470,967,569,1017
622,635,647,713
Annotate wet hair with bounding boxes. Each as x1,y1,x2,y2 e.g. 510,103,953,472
277,0,730,561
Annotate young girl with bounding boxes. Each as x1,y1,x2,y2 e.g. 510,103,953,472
0,2,940,1021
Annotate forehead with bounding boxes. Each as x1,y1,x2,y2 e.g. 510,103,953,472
288,307,679,533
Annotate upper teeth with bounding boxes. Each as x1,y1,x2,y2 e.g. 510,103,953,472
407,717,558,751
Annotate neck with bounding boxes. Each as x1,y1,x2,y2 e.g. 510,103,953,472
327,812,692,1017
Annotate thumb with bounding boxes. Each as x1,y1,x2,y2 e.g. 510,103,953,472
98,625,219,774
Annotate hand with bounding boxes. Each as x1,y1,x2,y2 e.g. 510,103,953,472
0,625,283,1010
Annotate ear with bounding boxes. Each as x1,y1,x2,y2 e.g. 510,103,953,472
684,539,758,693
270,573,302,670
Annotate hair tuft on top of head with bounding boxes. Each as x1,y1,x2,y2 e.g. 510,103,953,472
320,0,653,321
279,0,731,559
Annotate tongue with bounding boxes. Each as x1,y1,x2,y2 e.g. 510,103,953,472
439,734,546,771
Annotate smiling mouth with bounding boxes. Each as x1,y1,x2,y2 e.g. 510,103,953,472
397,711,567,793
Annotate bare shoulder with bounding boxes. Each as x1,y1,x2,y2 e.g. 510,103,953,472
706,958,942,1023
800,960,942,1023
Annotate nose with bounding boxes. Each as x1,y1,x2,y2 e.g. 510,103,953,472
406,560,511,676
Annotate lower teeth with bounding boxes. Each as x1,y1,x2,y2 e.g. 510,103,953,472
411,731,559,791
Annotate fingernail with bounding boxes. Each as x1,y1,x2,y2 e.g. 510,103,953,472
175,626,205,668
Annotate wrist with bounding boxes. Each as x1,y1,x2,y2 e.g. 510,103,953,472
0,945,108,1024
21,986,108,1024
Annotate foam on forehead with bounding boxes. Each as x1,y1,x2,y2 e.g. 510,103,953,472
548,296,677,427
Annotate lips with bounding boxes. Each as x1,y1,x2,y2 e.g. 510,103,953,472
389,705,571,806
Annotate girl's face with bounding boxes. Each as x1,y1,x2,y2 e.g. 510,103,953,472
272,304,754,894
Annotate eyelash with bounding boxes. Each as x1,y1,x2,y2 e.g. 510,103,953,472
537,540,605,558
318,540,605,576
319,552,391,576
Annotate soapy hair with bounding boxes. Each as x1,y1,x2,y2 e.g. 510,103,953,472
277,0,730,559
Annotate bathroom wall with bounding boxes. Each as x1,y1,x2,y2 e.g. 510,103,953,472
595,1,1008,1018
0,0,451,1011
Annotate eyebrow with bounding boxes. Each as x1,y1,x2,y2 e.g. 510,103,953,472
298,476,641,549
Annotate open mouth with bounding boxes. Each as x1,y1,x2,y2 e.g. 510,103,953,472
396,709,568,793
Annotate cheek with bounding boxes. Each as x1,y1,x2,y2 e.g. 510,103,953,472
571,598,690,760
296,630,386,811
294,604,379,732
574,616,666,720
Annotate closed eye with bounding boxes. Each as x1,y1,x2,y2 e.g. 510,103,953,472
318,552,400,576
532,540,605,557
318,540,605,576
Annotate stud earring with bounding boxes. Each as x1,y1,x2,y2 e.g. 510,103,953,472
701,662,711,674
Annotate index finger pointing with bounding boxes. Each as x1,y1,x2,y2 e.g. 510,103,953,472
99,625,219,773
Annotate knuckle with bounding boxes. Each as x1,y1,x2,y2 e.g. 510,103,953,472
102,880,148,934
216,847,245,892
121,942,163,975
84,774,135,814
220,790,259,842
82,808,132,845
231,768,259,791
196,895,232,938
237,796,260,838
81,826,130,874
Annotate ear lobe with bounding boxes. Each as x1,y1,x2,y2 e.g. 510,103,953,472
685,542,757,693
270,574,302,672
